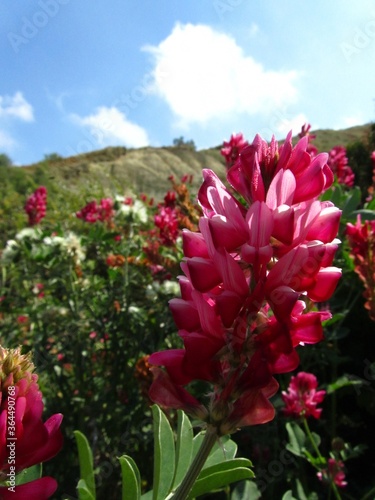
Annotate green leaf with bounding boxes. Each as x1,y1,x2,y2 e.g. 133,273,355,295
151,405,176,500
341,186,361,218
197,458,254,481
141,491,153,500
172,410,194,489
119,455,141,500
326,374,366,394
15,464,42,485
191,432,237,470
352,209,375,220
285,422,306,457
188,461,254,499
231,480,261,500
74,430,96,498
77,479,95,500
282,490,298,500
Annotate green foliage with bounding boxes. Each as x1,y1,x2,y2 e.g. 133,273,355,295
75,407,253,500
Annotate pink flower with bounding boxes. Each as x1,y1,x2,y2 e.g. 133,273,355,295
327,146,355,187
221,133,249,168
0,346,63,498
281,371,326,419
24,187,47,226
154,206,179,246
317,458,347,488
298,123,318,157
76,198,114,223
346,215,375,320
16,315,28,325
149,132,341,435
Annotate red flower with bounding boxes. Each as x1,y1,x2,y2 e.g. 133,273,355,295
281,371,326,419
149,132,340,435
24,187,47,226
0,346,63,498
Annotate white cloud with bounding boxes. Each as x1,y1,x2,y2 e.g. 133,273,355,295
274,112,309,137
0,130,16,150
72,106,149,148
144,23,300,125
335,115,366,129
0,92,34,122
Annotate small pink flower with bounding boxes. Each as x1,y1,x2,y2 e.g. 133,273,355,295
282,371,326,419
221,133,249,168
328,146,355,187
346,215,375,320
89,331,97,339
317,458,347,488
76,197,114,223
16,315,28,324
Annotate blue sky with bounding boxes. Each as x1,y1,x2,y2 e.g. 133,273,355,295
1,0,375,165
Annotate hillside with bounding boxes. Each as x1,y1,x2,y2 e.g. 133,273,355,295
12,123,375,201
22,145,226,201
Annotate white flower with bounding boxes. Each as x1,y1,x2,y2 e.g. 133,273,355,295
117,199,148,224
159,280,180,296
61,232,86,262
15,227,41,241
43,235,64,246
1,240,19,263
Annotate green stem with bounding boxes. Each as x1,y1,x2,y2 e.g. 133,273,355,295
361,485,375,500
171,425,218,500
302,418,342,500
302,418,323,462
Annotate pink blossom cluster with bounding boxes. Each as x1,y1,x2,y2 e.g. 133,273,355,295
327,146,355,187
24,186,47,226
346,215,375,320
282,371,326,419
299,123,355,187
317,458,347,488
149,131,341,434
220,132,249,169
76,198,114,223
154,206,179,246
298,124,318,156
